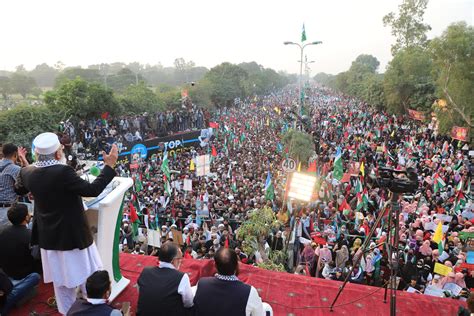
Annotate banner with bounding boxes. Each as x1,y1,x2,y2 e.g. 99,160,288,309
408,109,425,121
451,126,468,142
101,130,202,166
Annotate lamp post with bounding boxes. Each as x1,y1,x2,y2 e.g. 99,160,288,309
284,41,322,115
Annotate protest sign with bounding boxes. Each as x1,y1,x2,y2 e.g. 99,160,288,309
434,262,453,276
183,179,192,191
147,229,161,248
424,285,445,297
196,155,211,177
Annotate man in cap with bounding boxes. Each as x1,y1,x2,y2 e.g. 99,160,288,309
15,132,118,314
0,143,29,228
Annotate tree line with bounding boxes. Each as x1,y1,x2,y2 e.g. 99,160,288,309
0,60,294,146
314,0,473,135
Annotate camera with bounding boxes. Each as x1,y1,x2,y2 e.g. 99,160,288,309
368,167,418,193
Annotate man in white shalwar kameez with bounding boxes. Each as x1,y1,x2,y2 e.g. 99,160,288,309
15,132,118,314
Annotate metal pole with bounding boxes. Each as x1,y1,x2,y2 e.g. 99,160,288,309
390,193,400,316
299,46,304,116
329,198,389,311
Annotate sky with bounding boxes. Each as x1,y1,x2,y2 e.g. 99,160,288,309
0,0,472,75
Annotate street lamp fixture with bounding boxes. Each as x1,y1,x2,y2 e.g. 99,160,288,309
283,39,322,114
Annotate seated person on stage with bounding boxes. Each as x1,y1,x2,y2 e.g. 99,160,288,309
0,204,41,315
193,248,265,316
136,242,193,316
67,270,121,316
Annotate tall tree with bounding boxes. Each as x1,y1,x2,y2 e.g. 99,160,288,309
204,62,248,107
383,0,431,55
383,47,435,114
44,78,121,119
10,73,37,98
430,22,474,130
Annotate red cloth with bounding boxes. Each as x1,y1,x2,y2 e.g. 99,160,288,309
13,253,465,316
211,146,217,157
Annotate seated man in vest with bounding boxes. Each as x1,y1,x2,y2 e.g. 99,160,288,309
67,270,121,316
193,248,264,316
137,241,193,316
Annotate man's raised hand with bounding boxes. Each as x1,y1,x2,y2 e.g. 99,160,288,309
103,144,118,168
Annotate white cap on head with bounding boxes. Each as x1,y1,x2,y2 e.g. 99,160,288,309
33,132,60,155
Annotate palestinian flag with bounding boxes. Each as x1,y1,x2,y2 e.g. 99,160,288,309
129,201,141,239
454,191,467,214
433,174,446,193
134,174,143,192
332,147,343,181
339,198,351,213
231,178,238,193
354,177,363,194
264,171,275,201
161,152,171,195
432,221,445,254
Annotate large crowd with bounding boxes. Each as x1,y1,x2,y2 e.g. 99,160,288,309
1,85,474,315
111,86,473,300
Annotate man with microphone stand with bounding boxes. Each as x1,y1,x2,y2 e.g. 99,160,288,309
15,132,118,315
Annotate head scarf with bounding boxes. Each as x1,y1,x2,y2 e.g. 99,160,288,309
419,240,432,256
336,245,349,268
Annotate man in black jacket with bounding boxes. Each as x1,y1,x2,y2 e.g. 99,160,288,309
137,242,193,316
15,132,118,315
193,248,264,316
0,204,40,280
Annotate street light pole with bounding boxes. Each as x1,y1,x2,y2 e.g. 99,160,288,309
284,41,322,116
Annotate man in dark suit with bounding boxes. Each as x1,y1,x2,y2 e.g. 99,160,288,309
15,132,118,314
193,248,264,316
0,204,41,315
137,242,193,316
0,204,39,280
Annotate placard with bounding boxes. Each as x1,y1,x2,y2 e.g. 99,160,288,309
183,179,192,191
147,229,161,248
434,262,452,276
196,155,211,177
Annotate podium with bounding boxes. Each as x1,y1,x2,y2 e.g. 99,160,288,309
83,176,133,301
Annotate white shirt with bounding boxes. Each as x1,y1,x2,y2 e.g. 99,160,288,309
86,298,122,316
159,262,194,308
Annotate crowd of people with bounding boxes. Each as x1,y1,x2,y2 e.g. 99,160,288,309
0,85,473,315
61,107,208,159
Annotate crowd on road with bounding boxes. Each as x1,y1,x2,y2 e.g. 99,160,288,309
1,85,474,315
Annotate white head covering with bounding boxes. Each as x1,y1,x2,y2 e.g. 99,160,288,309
33,132,60,155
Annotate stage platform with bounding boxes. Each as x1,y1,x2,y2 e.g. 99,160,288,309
12,253,464,316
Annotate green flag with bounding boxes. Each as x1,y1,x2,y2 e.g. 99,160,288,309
301,23,307,42
264,171,275,201
333,147,343,181
161,152,170,180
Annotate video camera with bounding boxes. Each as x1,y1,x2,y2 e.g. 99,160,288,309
368,167,418,193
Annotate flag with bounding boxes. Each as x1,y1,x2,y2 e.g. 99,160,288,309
301,23,307,42
433,174,446,193
333,147,343,181
209,122,219,129
211,145,217,157
432,221,445,254
134,175,143,192
129,202,140,238
359,161,365,177
231,179,238,193
454,191,467,214
276,142,283,153
339,198,351,214
456,180,463,192
161,152,171,180
297,162,301,172
264,171,275,201
307,161,317,173
189,158,195,171
354,178,363,193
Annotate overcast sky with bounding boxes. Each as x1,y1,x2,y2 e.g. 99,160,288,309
1,0,472,75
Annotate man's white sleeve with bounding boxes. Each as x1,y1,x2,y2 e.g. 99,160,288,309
178,273,194,308
246,286,264,316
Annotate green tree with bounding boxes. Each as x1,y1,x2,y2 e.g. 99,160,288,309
0,76,11,101
282,129,314,165
236,206,285,271
204,62,248,107
44,78,121,119
188,78,212,108
107,68,144,92
55,67,102,87
383,47,435,113
29,63,58,87
383,0,431,55
0,104,59,147
120,82,163,114
430,22,474,130
155,84,182,109
10,73,37,99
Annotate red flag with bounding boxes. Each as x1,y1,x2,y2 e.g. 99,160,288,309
209,122,219,129
224,237,229,248
129,203,139,223
211,146,217,157
101,112,109,120
339,199,351,212
307,161,317,173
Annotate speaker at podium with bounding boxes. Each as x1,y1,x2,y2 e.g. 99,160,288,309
82,175,133,301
